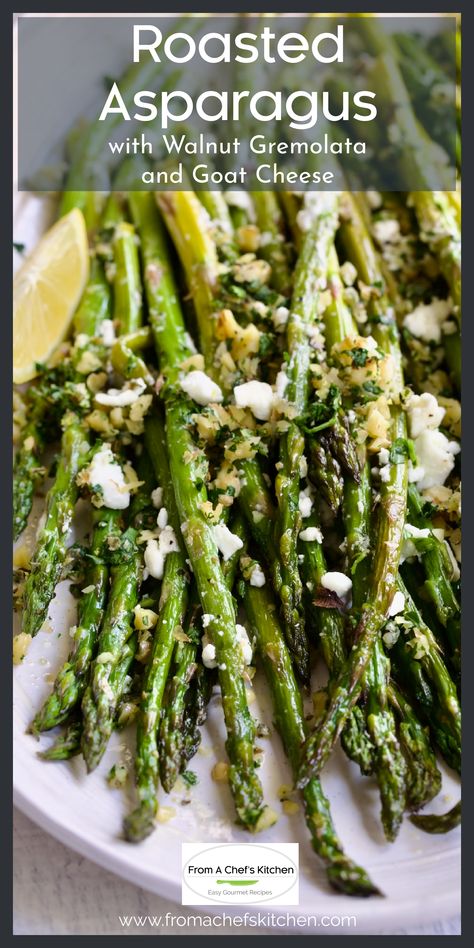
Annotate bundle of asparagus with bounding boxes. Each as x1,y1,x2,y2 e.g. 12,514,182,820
13,22,461,901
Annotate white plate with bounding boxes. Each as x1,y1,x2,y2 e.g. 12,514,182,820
13,193,461,934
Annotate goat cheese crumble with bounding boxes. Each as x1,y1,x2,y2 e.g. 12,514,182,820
299,526,323,543
95,378,147,408
234,380,274,421
86,446,130,509
298,488,313,519
212,523,244,561
388,590,405,617
403,298,453,344
180,370,223,406
321,571,352,604
249,564,266,587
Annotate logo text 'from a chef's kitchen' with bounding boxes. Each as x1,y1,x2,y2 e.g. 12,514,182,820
182,843,299,906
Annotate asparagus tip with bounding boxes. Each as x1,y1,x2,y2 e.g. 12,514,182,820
410,800,461,834
326,864,383,899
123,806,156,844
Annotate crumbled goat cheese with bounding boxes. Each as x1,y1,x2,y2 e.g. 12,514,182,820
388,590,405,617
299,526,323,543
400,523,445,563
180,370,223,406
405,392,459,489
234,380,274,421
298,489,313,519
363,335,379,353
372,218,400,244
212,523,244,561
236,624,253,665
412,429,459,490
95,377,147,409
87,447,130,509
299,455,308,477
201,634,217,669
99,319,116,347
272,306,290,332
250,564,266,587
157,507,168,529
406,392,446,439
407,462,426,484
367,190,383,209
403,298,453,344
202,624,252,669
144,522,180,579
378,447,390,466
202,613,215,628
321,571,352,604
144,539,165,580
158,525,180,554
151,487,163,509
224,191,256,222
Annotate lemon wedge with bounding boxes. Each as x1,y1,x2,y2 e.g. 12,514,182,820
13,208,89,384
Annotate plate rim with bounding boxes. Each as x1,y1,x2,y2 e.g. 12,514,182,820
13,779,461,934
13,190,461,936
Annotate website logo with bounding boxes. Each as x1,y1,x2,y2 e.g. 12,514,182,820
182,843,299,906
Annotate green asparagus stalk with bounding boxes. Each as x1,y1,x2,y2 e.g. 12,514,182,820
79,208,150,771
241,549,379,897
344,462,407,841
198,190,236,260
393,32,457,163
396,577,461,755
298,196,409,786
81,453,154,772
39,719,82,761
356,17,453,191
390,635,460,773
73,255,112,336
388,682,441,811
40,632,138,761
13,405,47,541
323,249,407,840
180,662,214,769
274,194,340,684
299,511,375,775
154,188,298,677
410,800,461,834
21,418,91,638
18,212,116,632
251,191,292,296
112,221,143,334
13,249,111,540
408,191,461,314
123,411,190,843
157,603,201,795
158,509,244,795
31,508,122,732
111,327,154,384
129,191,267,831
307,437,344,513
